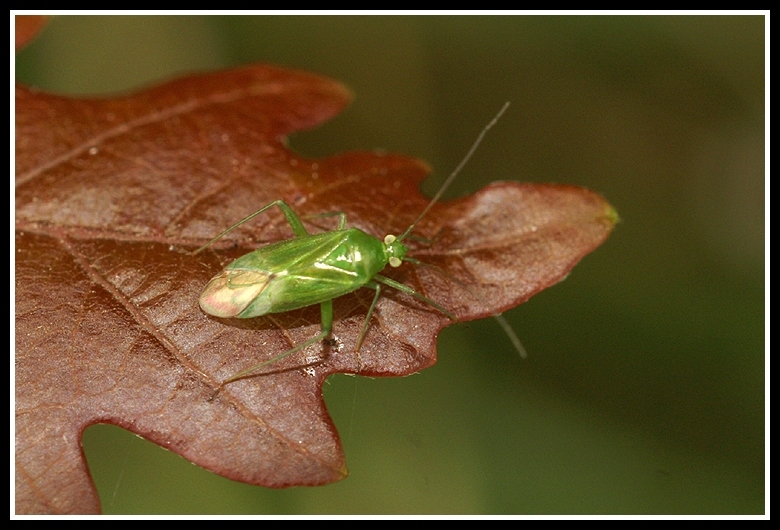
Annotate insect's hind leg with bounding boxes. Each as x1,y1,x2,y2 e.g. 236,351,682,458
193,200,310,255
219,300,334,387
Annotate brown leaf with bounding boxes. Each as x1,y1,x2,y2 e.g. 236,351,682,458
15,64,616,513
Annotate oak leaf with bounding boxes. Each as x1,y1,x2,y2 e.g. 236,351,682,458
15,64,616,513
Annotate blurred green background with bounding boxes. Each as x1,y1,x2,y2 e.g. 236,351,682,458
15,15,765,514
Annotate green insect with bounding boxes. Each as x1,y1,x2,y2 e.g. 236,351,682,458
195,102,523,386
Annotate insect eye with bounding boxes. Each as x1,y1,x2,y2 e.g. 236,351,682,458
384,234,397,245
389,257,402,268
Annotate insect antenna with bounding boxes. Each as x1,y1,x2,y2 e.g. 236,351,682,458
397,101,511,242
395,101,525,358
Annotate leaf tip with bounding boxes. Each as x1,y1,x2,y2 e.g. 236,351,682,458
604,203,621,226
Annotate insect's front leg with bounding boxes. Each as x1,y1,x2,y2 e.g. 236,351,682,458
355,277,456,351
373,274,457,321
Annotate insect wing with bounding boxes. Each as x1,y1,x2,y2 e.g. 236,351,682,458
199,269,273,318
235,230,380,315
216,229,390,318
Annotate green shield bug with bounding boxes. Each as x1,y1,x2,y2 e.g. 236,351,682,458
195,102,523,386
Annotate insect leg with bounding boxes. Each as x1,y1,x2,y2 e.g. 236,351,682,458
373,274,457,321
356,281,383,350
220,300,334,386
304,211,348,230
193,200,309,254
402,258,527,359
